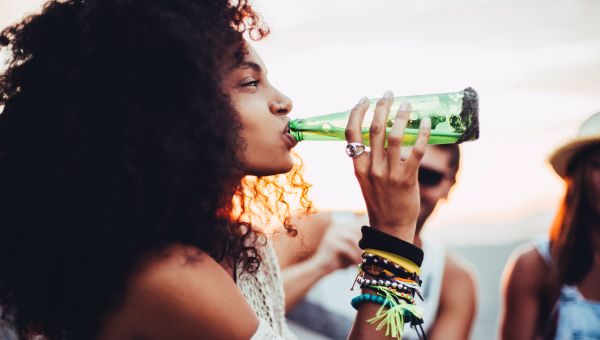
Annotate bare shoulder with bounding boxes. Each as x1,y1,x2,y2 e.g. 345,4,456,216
503,244,550,293
498,243,551,340
100,245,258,340
439,252,478,310
429,252,477,340
443,251,477,295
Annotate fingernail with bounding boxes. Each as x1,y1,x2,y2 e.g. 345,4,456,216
399,101,410,112
383,90,393,99
421,117,431,129
358,96,368,105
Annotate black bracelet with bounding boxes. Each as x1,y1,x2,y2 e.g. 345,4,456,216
358,226,424,267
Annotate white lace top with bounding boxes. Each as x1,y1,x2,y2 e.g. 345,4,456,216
236,238,297,340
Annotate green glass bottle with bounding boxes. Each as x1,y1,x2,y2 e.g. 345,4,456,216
289,87,479,146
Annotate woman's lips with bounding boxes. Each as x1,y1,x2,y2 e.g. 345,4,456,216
284,132,298,148
283,120,297,148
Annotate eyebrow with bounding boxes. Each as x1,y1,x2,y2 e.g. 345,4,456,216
238,61,266,74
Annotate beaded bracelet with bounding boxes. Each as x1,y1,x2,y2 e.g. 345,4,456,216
351,293,392,310
356,276,423,301
357,277,412,292
350,293,421,324
362,283,416,305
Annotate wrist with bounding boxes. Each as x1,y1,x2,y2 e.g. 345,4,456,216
308,253,337,276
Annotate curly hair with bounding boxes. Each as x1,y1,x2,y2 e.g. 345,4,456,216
0,0,312,338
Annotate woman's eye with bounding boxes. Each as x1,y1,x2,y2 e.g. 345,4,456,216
241,80,260,88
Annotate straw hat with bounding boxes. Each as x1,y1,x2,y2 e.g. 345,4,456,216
549,112,600,178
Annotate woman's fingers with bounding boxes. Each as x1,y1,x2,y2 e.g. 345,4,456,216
345,97,368,143
345,97,370,169
369,91,393,165
404,117,431,174
387,102,411,173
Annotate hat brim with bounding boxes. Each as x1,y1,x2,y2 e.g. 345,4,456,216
549,137,600,178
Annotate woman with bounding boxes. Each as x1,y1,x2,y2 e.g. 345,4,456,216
0,0,431,339
500,112,600,339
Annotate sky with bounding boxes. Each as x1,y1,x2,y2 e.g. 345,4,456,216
1,0,600,244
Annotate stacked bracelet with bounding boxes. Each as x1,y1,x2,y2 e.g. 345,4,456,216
361,253,421,282
350,226,426,340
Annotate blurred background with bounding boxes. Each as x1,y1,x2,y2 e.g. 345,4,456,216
2,0,600,338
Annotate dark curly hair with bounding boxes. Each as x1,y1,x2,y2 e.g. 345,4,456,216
0,0,312,338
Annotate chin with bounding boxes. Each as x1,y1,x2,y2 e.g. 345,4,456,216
271,155,294,175
248,159,294,177
272,161,295,175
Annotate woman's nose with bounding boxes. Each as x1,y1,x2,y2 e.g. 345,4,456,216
270,95,293,115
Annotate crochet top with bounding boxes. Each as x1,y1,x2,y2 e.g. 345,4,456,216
236,237,297,340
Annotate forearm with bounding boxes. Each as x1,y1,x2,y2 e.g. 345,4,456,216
282,257,330,313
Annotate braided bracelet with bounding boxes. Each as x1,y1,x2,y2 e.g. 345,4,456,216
364,249,421,276
361,255,419,281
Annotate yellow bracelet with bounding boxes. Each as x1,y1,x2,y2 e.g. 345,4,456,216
364,248,421,275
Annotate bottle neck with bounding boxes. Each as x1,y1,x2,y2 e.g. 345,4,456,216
290,130,303,142
289,119,303,142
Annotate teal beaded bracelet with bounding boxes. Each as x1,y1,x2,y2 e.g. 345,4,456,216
350,293,420,324
350,293,392,310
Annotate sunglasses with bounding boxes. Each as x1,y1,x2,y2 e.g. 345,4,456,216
418,166,451,187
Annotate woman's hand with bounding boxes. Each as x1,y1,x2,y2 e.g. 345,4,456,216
345,91,431,242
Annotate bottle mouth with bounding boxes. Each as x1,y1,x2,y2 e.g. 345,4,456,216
289,119,299,130
289,129,302,142
288,120,303,141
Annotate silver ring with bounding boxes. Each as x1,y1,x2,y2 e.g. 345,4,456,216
346,142,366,158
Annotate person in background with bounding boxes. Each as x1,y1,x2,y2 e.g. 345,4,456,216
277,144,478,340
500,112,600,340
